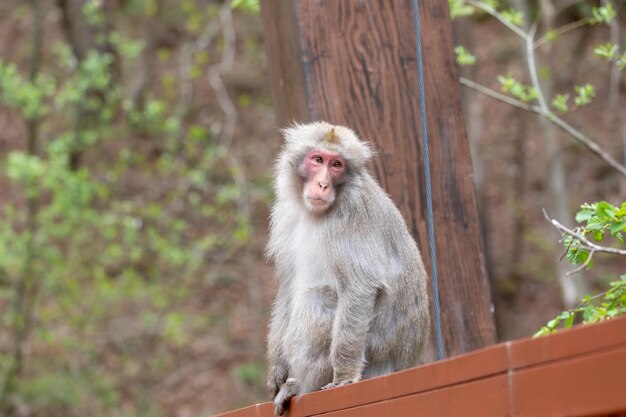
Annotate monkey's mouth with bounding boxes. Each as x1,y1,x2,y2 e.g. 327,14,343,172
306,197,331,209
308,197,327,206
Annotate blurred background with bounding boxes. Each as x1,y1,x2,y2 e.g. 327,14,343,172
0,0,624,416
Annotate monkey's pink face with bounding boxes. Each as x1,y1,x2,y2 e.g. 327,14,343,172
299,149,346,213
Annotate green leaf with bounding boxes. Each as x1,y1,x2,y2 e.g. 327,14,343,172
617,52,626,70
609,221,626,236
575,250,589,265
108,32,145,59
454,45,477,65
231,0,260,13
590,3,616,25
163,312,187,345
501,8,524,27
574,83,595,106
575,208,594,223
82,0,105,26
6,152,47,182
497,75,537,102
583,305,599,322
596,201,617,219
594,42,618,60
552,94,569,113
546,317,560,329
544,30,558,43
586,217,606,231
448,0,475,18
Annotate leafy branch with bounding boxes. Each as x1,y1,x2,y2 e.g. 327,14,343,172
451,0,626,178
533,3,617,50
543,207,626,276
534,276,626,336
465,0,528,40
534,19,588,49
535,202,626,336
459,77,626,177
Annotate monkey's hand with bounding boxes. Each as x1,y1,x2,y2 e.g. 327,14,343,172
273,378,300,416
320,380,354,390
267,364,289,400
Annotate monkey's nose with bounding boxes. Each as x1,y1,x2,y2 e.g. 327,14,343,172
318,181,328,190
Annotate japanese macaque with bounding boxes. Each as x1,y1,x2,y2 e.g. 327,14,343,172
266,121,430,416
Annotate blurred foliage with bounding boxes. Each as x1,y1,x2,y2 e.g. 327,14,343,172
570,201,626,251
454,45,477,65
534,275,626,336
0,0,269,416
451,0,622,115
535,202,626,336
496,74,538,103
231,0,260,13
451,0,626,333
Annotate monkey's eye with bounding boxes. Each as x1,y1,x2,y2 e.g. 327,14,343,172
332,160,343,168
313,156,323,164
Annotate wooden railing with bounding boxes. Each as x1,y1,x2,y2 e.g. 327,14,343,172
215,316,626,417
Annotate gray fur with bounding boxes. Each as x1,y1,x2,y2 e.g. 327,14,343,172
266,121,430,415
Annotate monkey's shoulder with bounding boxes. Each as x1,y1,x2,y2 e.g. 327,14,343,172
338,180,406,229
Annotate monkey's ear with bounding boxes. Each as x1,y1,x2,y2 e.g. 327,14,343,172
350,139,374,163
281,122,330,161
281,122,305,145
336,127,374,167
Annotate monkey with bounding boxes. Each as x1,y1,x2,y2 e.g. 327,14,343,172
266,121,430,416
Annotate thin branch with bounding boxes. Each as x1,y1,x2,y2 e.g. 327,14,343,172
466,0,528,40
460,77,542,113
543,209,626,256
178,43,194,111
526,21,550,112
534,19,588,49
460,78,626,178
554,0,587,14
206,2,237,149
603,0,621,108
565,249,595,276
178,19,219,114
549,116,626,177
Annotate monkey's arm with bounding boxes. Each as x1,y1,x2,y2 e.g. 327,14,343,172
328,275,378,385
266,282,291,399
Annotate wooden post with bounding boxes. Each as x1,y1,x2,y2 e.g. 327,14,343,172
260,0,496,358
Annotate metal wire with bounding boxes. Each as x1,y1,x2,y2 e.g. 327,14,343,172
411,0,444,361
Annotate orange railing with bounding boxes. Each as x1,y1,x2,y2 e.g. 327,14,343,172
215,316,626,417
